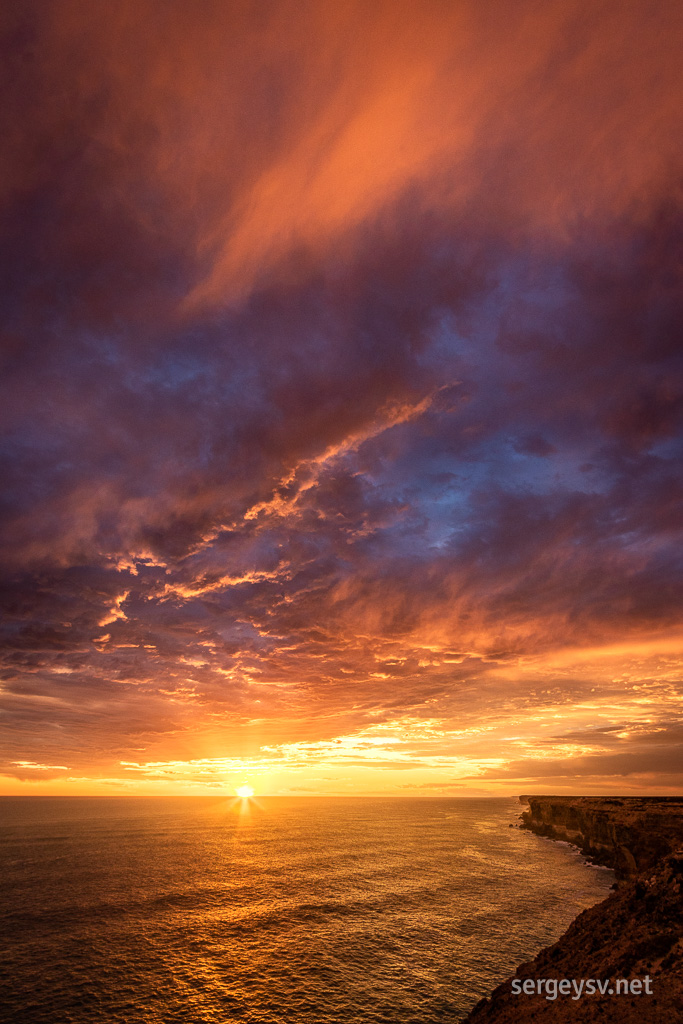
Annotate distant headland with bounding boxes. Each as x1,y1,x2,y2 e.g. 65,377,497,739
462,796,683,1023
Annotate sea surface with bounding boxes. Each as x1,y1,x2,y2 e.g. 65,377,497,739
0,797,614,1023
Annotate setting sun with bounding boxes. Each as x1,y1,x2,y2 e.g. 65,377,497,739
236,785,254,799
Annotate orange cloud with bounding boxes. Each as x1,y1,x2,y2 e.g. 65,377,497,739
8,1,679,310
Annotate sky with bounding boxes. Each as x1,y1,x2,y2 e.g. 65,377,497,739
1,0,682,797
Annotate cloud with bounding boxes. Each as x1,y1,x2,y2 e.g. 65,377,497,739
1,0,682,791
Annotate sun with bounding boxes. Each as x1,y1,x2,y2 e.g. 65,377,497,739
236,785,254,799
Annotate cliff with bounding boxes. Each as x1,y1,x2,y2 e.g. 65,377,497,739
519,795,683,879
461,796,683,1024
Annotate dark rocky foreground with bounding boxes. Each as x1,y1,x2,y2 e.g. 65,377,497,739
461,797,683,1023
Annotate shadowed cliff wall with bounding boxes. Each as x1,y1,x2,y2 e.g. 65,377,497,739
519,796,683,878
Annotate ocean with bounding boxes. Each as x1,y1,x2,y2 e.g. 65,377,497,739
0,797,613,1023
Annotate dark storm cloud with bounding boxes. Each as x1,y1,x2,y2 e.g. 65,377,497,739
0,0,682,787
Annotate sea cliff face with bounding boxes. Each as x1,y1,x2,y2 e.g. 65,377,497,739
519,795,683,878
461,796,683,1023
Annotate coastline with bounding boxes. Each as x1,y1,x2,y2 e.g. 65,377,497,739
460,796,683,1023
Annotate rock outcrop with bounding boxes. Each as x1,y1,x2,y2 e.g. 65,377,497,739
461,796,683,1024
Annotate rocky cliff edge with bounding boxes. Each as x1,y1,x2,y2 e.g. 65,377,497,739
519,795,683,879
461,796,683,1023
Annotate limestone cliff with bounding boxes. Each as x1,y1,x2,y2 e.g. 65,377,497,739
461,796,683,1023
519,795,683,879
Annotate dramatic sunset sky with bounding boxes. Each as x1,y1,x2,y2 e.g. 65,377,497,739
1,0,682,796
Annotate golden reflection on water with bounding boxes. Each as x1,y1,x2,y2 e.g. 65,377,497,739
0,798,617,1023
224,793,266,827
